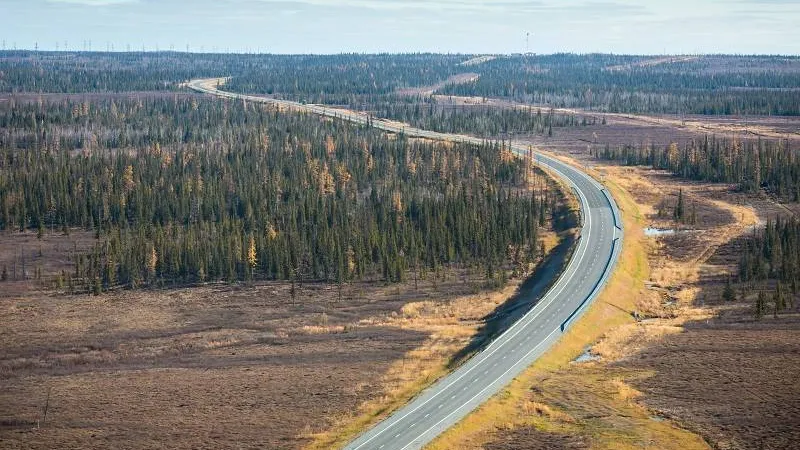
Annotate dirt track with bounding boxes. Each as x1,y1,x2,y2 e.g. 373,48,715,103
433,94,800,141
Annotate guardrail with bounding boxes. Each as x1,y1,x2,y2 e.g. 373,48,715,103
560,235,620,332
601,188,622,231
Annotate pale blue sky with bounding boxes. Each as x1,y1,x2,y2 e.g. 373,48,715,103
3,0,799,54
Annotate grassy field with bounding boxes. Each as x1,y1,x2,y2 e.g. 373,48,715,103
0,226,573,449
302,229,572,450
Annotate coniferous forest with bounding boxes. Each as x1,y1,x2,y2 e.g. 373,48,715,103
737,217,800,319
0,95,564,292
740,217,800,287
1,48,799,450
595,135,800,314
439,54,800,116
2,52,798,116
596,137,798,200
368,101,593,138
2,50,798,295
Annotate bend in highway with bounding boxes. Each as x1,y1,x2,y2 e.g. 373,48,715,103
188,78,623,450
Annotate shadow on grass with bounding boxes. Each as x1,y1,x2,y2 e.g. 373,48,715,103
448,232,577,369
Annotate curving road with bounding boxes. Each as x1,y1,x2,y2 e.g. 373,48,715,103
188,78,623,450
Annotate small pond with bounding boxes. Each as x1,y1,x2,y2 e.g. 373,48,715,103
644,227,677,237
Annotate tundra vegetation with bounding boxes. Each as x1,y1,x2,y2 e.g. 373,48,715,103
1,51,798,449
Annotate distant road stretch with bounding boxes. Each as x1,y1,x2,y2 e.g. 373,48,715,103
188,78,623,450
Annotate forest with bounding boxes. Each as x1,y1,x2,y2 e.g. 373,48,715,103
0,95,566,293
596,136,799,201
595,135,800,316
369,100,596,138
739,217,800,285
738,218,799,319
224,53,464,104
3,50,798,299
439,54,800,116
1,45,798,450
3,51,798,116
0,52,460,100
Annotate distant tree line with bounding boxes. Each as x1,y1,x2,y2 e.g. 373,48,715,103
368,101,597,138
5,52,797,116
0,52,461,96
439,54,800,116
0,51,229,93
225,53,465,104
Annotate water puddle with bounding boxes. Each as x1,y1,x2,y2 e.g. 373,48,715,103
644,227,677,237
574,346,600,363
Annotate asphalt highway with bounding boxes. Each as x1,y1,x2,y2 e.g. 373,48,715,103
188,78,623,450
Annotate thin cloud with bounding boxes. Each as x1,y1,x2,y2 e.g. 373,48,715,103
245,0,650,18
47,0,138,6
249,0,544,13
5,0,798,54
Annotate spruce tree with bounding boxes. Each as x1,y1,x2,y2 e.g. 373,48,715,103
673,189,685,223
722,277,736,302
755,291,767,320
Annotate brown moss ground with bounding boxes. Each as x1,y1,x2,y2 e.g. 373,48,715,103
0,281,431,449
0,221,570,450
302,228,572,450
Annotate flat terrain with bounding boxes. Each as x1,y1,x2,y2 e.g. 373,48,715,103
602,163,800,450
433,94,800,143
626,313,800,449
0,226,569,449
0,278,429,448
3,52,798,449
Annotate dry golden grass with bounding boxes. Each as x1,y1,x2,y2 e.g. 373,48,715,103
6,261,553,449
303,166,574,450
599,166,800,449
302,282,523,450
432,156,776,450
426,162,711,450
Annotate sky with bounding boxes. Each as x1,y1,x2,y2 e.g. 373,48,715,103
3,0,799,55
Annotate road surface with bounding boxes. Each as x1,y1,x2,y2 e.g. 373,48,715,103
188,78,623,450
